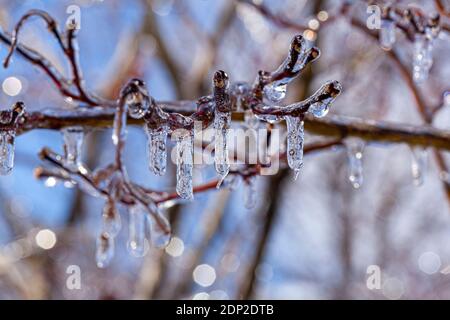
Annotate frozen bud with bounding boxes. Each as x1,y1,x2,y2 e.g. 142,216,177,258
123,78,151,119
213,70,229,90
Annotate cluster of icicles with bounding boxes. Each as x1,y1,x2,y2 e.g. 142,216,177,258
378,7,441,84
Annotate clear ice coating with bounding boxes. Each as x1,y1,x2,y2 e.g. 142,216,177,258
145,124,168,176
244,176,257,209
112,104,128,146
379,19,396,50
176,133,194,200
346,139,365,189
127,205,148,257
214,110,231,179
411,146,427,186
0,129,15,175
147,208,171,249
102,199,121,237
62,126,84,167
263,82,287,103
96,232,115,268
285,116,304,180
244,109,259,129
413,35,434,84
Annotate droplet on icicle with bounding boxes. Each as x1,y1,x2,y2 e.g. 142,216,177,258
410,146,428,187
62,126,84,168
345,139,365,189
307,81,342,118
127,205,148,257
175,132,194,200
284,116,304,180
145,124,168,176
96,232,115,268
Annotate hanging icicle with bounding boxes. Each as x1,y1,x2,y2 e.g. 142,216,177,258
244,176,257,209
147,206,171,249
62,126,84,168
96,232,115,268
0,102,25,176
176,131,194,200
379,7,396,51
102,198,121,237
345,139,365,189
127,204,148,257
284,115,304,180
412,34,434,84
410,146,428,186
145,124,168,176
213,70,231,180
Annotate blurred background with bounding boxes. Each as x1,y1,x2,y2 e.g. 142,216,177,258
0,0,449,299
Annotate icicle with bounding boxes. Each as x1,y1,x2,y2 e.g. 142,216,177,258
0,129,15,175
345,139,365,189
176,132,194,200
147,207,171,249
62,126,84,168
214,110,231,179
127,205,148,257
244,176,257,209
413,35,434,84
145,124,168,176
96,232,115,268
102,198,121,237
379,19,396,50
284,116,304,180
0,103,24,176
411,146,427,186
